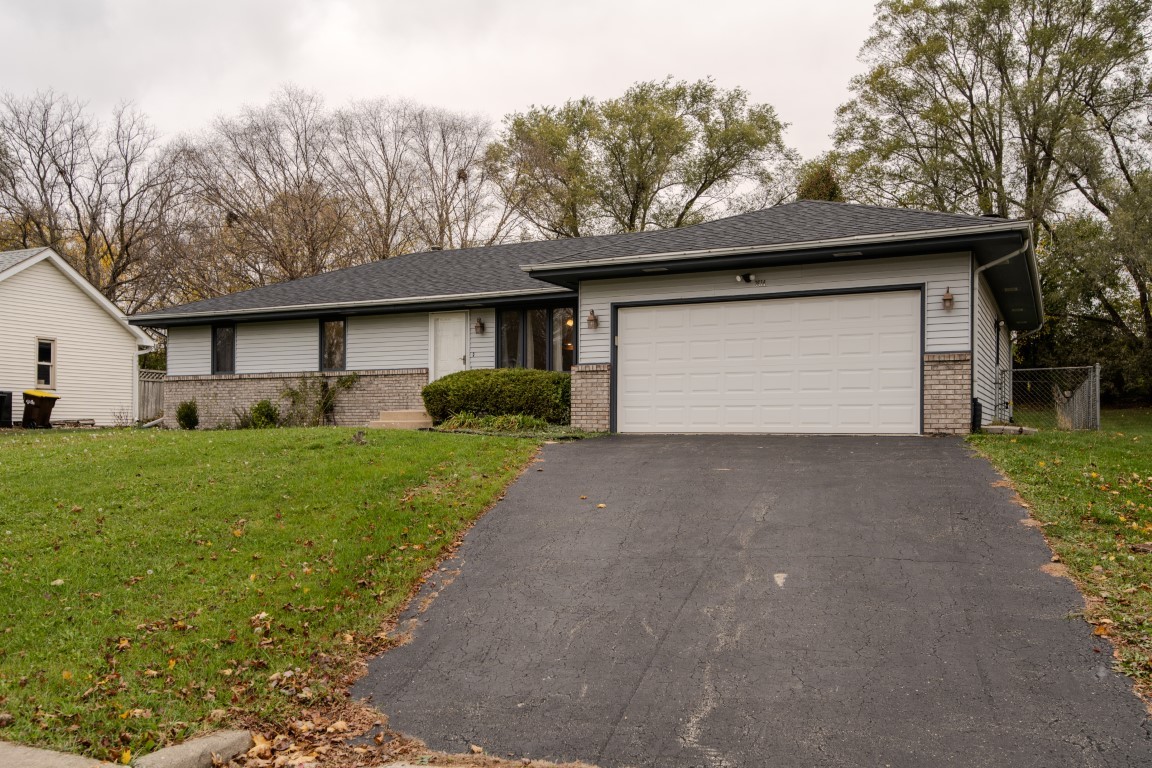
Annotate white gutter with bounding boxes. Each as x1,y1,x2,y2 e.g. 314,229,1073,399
974,238,1029,276
520,220,1031,273
132,286,571,323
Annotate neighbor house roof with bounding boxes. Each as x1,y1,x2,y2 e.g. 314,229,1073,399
131,232,640,327
131,201,1042,331
0,247,50,275
0,247,152,344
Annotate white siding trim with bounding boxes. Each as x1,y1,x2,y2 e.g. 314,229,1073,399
235,320,318,374
167,326,212,376
973,274,1007,425
577,254,972,364
467,309,496,369
347,314,429,370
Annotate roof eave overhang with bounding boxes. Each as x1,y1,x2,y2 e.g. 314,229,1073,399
525,223,1043,332
129,287,577,328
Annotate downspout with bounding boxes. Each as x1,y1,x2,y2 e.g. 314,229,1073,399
971,237,1030,430
976,236,1033,426
974,238,1030,280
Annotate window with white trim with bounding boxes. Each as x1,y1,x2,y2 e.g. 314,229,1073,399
36,339,55,388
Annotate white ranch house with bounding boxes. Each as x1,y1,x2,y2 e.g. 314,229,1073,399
130,201,1041,435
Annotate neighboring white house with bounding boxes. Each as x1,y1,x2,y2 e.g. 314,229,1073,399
0,247,152,426
132,202,1040,435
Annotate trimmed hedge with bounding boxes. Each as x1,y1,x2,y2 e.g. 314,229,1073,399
422,369,571,425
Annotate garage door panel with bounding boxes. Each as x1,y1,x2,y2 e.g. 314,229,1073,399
616,291,922,434
761,338,794,359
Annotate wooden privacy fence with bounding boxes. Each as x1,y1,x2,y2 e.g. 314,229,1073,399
139,369,164,423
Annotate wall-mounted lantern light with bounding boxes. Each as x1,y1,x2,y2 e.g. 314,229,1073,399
474,317,486,334
942,287,955,311
587,309,599,329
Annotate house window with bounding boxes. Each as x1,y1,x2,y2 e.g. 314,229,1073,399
497,307,576,371
320,319,346,371
212,324,235,374
36,339,55,388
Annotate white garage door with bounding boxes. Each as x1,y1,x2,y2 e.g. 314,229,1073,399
616,291,922,434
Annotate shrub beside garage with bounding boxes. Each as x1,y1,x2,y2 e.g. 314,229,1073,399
422,369,571,425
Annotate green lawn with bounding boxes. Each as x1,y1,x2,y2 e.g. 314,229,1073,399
969,408,1152,701
0,428,537,762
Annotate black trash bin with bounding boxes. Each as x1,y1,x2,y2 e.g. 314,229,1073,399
22,389,60,429
0,391,11,428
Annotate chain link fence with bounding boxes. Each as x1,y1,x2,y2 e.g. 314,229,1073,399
995,365,1101,430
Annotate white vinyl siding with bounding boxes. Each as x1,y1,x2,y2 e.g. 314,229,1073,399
973,275,1008,425
0,260,139,425
346,314,428,369
167,326,212,375
578,254,971,364
235,320,318,374
467,308,496,369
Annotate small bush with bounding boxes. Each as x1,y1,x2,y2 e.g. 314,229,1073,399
422,369,570,425
282,374,359,426
235,399,281,429
175,400,199,430
249,399,281,428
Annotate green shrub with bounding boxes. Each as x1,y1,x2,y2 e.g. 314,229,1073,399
175,400,198,430
234,399,281,429
249,399,281,428
422,368,570,425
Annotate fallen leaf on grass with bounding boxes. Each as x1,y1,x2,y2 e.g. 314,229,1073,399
1130,542,1152,554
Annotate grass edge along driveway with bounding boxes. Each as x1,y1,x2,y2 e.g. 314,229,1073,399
0,427,538,763
969,408,1152,706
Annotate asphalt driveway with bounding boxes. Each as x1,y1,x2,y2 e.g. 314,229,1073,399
355,436,1152,767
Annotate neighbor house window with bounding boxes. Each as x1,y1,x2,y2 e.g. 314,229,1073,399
212,324,235,374
36,339,55,388
497,307,575,371
320,319,346,371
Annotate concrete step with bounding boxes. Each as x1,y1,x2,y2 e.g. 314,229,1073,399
367,409,433,430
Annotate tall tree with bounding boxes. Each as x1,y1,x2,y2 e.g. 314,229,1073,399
834,0,1151,230
796,157,846,201
489,78,794,238
0,91,180,311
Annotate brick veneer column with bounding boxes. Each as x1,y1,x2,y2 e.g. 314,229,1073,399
570,363,611,432
923,353,972,435
163,369,429,429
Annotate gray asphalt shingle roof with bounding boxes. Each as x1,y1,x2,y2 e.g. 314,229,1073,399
0,247,49,276
136,234,637,320
529,200,1009,267
134,201,1018,323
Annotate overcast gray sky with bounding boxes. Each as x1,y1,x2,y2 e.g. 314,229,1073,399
0,0,876,158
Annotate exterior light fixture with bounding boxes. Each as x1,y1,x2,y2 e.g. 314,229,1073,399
735,273,756,283
587,309,599,329
942,287,955,310
474,317,486,334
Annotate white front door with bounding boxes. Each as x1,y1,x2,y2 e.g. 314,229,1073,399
616,291,922,434
430,312,468,380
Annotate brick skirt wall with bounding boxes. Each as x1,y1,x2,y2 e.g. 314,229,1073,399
923,353,972,435
163,369,428,429
571,364,611,432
